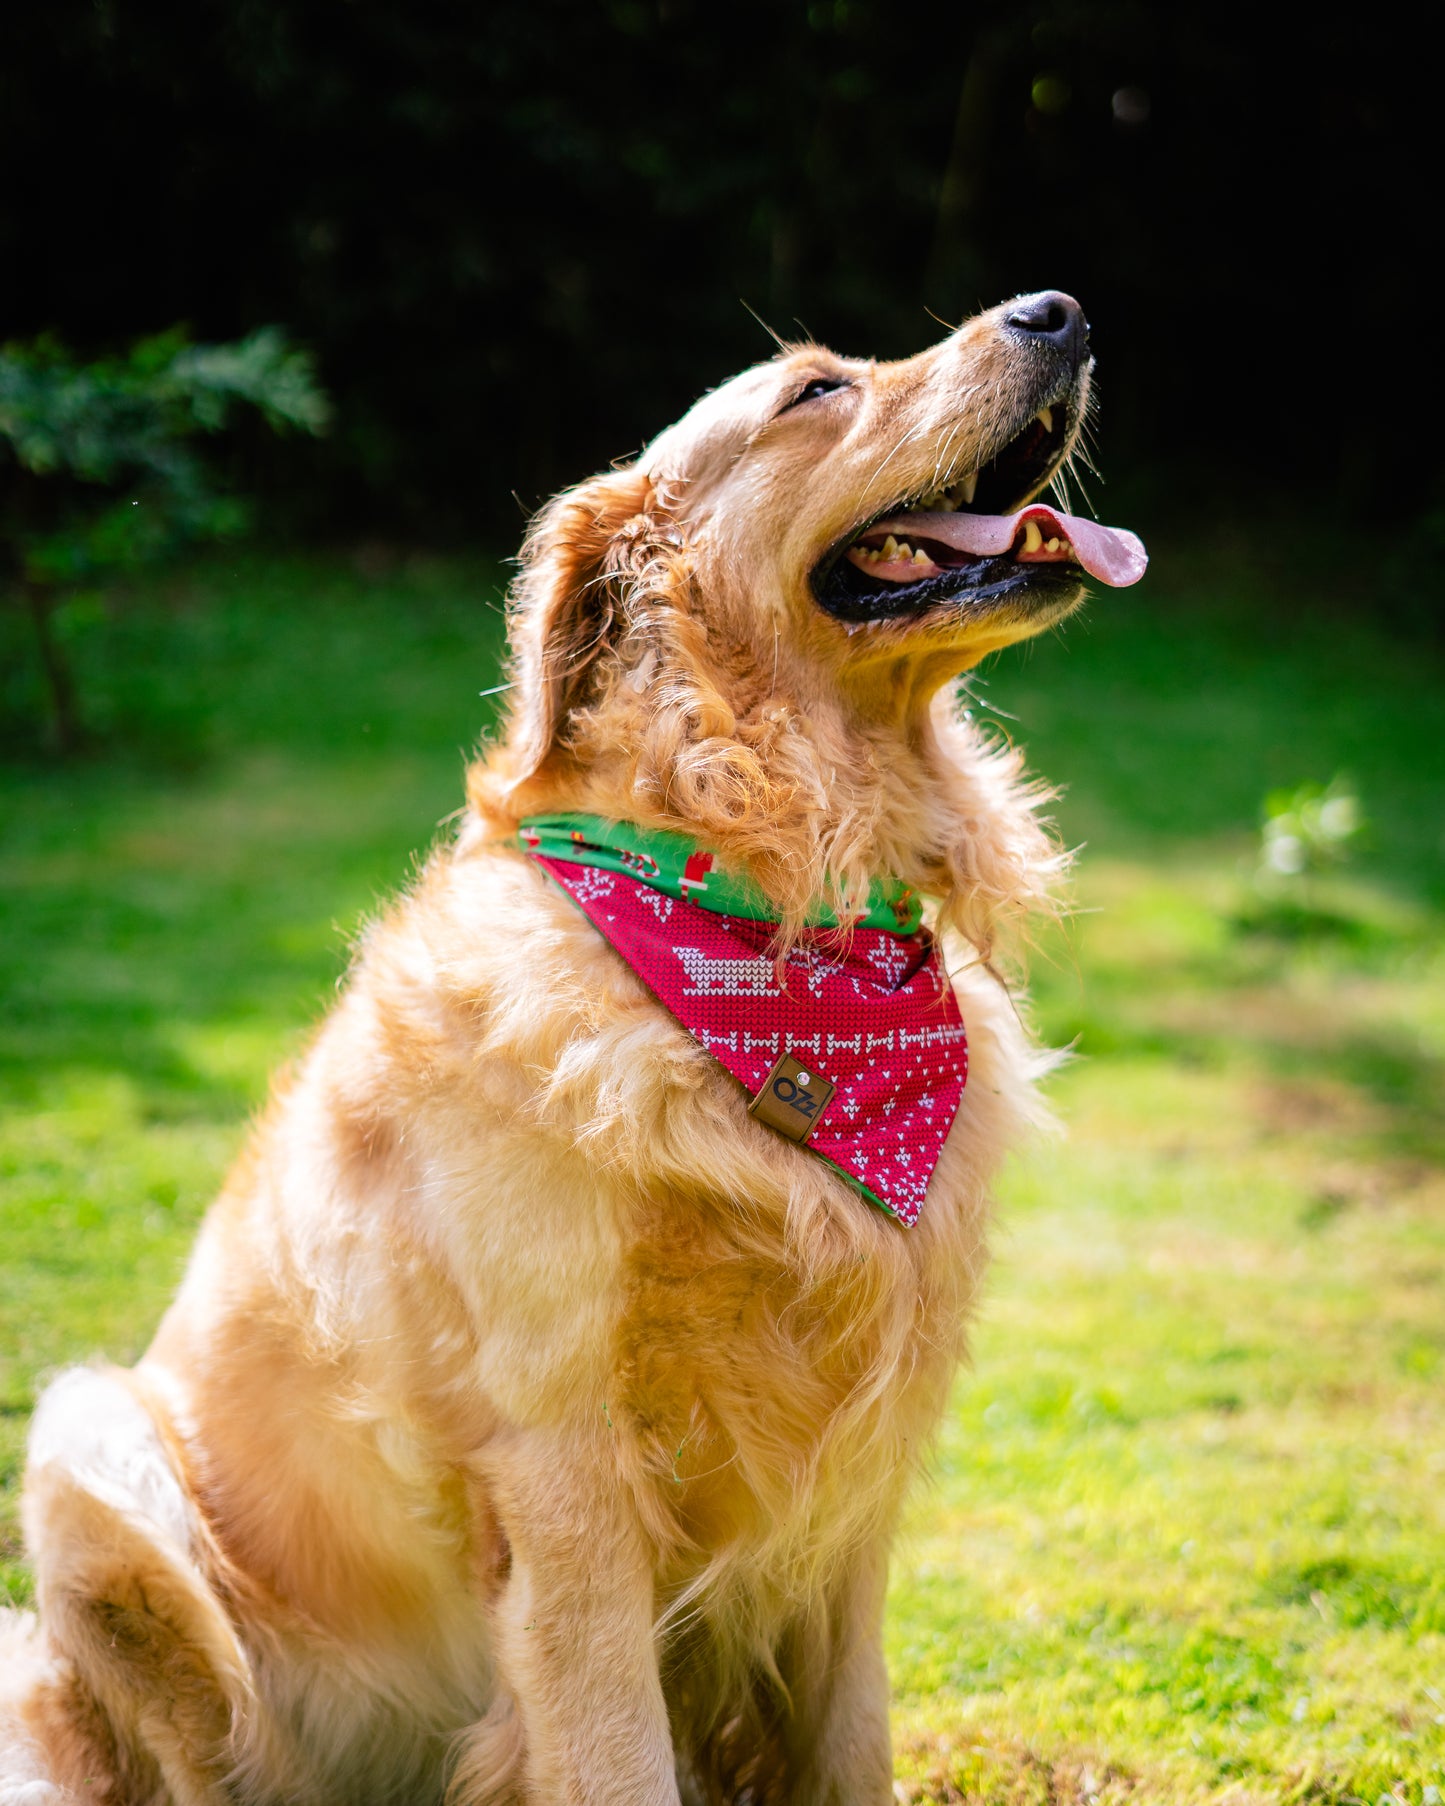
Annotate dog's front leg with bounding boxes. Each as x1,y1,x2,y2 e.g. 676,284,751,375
454,1432,679,1806
784,1547,895,1806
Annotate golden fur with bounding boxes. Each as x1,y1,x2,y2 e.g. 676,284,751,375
2,296,1086,1804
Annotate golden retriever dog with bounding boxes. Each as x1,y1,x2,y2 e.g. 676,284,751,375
0,290,1144,1804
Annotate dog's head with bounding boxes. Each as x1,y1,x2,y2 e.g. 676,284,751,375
480,292,1138,938
641,288,1101,646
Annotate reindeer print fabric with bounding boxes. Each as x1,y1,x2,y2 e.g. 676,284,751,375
524,833,968,1225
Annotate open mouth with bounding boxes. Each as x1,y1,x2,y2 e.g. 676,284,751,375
813,401,1146,626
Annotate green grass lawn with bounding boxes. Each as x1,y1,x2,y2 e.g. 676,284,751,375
2,538,1442,1804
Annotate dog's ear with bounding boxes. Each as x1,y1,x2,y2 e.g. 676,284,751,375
506,464,656,786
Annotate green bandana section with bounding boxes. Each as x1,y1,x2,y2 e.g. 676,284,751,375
518,813,923,936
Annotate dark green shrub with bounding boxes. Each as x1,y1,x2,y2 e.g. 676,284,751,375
1,327,328,751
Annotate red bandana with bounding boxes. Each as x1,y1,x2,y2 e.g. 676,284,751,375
523,825,967,1226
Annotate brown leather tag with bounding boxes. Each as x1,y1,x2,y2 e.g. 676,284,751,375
748,1051,836,1145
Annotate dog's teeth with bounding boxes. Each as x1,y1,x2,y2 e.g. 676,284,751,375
1020,519,1043,554
959,471,978,505
1046,537,1060,553
912,547,931,566
880,535,899,560
934,493,959,512
893,541,912,561
1036,407,1054,433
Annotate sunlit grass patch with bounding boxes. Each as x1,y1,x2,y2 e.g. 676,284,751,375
884,838,1445,1799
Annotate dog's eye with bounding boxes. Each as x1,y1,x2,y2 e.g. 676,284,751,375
782,376,850,412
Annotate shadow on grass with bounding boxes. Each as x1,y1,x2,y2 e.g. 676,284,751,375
1,550,512,1118
1034,868,1444,1168
1231,895,1409,948
1173,1036,1425,1168
2,829,377,1125
1,549,510,768
1049,1007,1442,1166
1262,1556,1445,1635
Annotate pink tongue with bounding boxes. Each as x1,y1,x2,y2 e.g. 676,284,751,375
869,503,1148,588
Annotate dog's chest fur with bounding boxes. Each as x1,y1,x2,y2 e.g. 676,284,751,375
331,843,1020,1587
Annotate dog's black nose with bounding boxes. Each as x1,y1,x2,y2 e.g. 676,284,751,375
1003,290,1089,360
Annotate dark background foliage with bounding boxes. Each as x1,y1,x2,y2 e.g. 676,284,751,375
0,0,1431,541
